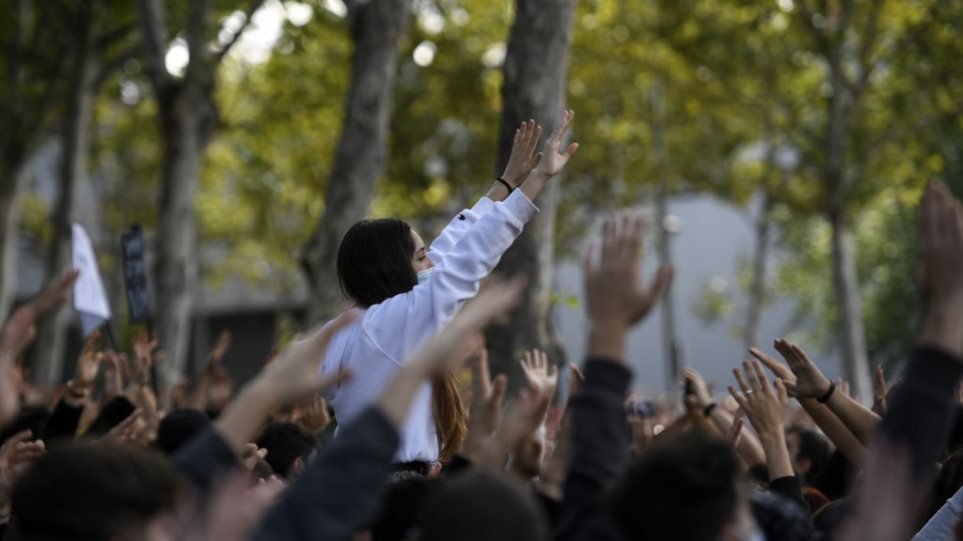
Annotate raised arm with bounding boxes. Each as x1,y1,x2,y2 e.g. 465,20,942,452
775,339,881,445
427,119,544,264
557,214,672,541
369,112,578,360
751,346,867,466
684,368,766,467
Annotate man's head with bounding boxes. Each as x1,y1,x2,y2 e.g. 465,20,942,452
12,441,180,540
255,421,317,479
416,470,549,541
609,431,758,541
154,409,211,456
786,426,832,482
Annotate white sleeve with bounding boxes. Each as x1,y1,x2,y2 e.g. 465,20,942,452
363,190,538,363
914,486,963,541
426,197,496,267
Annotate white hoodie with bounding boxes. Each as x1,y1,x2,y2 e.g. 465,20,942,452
320,189,538,462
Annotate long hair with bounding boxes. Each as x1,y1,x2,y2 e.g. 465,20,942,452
433,373,467,463
336,218,418,307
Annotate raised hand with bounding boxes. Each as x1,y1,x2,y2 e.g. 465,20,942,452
584,214,673,333
520,349,558,398
500,119,543,188
749,345,797,385
131,330,158,388
531,110,578,179
919,182,963,355
729,360,793,480
682,368,713,410
0,430,45,498
464,349,507,457
774,339,832,399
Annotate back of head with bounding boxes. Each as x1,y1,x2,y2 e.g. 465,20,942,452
371,476,431,541
336,218,417,307
416,470,549,541
12,441,179,540
789,426,832,483
256,421,317,479
609,431,740,541
155,408,211,456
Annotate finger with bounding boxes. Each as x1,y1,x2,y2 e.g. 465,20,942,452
582,238,597,277
728,385,749,411
3,429,34,447
473,349,492,397
601,220,617,263
732,368,751,395
751,361,773,396
529,125,543,150
489,375,508,413
526,152,543,173
782,380,799,397
750,347,784,375
303,309,361,356
743,361,763,394
774,378,789,404
728,416,744,445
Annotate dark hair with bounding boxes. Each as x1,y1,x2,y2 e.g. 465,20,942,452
609,431,740,541
416,470,549,541
371,476,431,541
336,218,417,307
11,441,179,539
155,409,211,456
921,447,963,529
256,422,317,479
788,426,833,483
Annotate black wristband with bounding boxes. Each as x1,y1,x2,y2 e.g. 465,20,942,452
495,177,514,193
703,402,717,417
816,381,837,403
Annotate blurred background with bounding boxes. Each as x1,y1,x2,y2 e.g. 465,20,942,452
2,0,961,401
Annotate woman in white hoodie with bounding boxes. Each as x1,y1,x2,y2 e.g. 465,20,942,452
319,111,578,476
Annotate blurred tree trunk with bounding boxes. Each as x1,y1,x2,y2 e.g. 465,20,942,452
743,192,772,352
32,1,98,386
0,0,69,319
485,0,577,384
136,0,262,404
300,0,410,324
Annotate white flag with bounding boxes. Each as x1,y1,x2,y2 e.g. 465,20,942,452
72,223,111,336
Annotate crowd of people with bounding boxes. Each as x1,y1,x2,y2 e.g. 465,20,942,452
0,110,962,540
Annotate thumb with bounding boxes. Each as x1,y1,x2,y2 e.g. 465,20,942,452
781,379,798,398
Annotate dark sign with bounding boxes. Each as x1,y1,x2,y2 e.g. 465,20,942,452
121,226,152,323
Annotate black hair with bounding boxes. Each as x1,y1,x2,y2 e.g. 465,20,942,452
336,218,418,307
371,476,432,541
155,409,211,456
920,447,963,529
609,431,740,541
788,426,833,483
11,441,179,540
255,422,317,479
415,470,549,541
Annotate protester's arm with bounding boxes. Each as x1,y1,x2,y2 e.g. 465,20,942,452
367,113,578,361
556,214,672,541
730,360,807,509
252,280,524,541
684,368,766,467
427,120,543,264
0,271,78,426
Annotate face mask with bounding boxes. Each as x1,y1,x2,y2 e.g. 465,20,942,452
417,268,434,284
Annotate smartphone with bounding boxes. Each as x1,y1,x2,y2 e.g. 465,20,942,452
84,396,136,438
626,399,656,419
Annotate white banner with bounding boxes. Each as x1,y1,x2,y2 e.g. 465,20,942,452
72,223,111,336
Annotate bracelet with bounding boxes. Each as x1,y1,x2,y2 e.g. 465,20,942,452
816,381,837,403
495,177,514,193
703,402,717,417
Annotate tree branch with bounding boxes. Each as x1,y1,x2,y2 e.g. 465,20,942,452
214,0,266,66
134,0,171,89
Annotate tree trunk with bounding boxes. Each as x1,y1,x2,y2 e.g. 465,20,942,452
0,152,25,321
830,211,871,401
300,0,410,324
153,86,213,400
743,193,773,352
33,1,98,386
485,0,577,383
